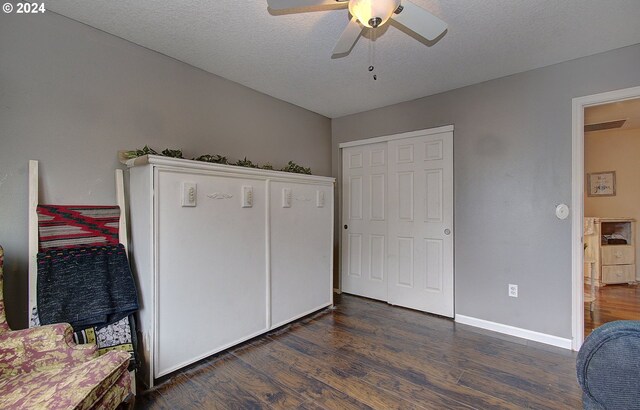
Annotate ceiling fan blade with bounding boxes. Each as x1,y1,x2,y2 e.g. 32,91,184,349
391,0,447,41
332,17,364,55
267,0,346,11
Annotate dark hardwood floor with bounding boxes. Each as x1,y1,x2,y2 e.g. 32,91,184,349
137,294,582,409
585,283,640,336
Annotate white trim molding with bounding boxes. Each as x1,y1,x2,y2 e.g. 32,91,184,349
28,160,38,325
456,315,572,350
571,85,640,351
338,125,454,148
123,155,335,184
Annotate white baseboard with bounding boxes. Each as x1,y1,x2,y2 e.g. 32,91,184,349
455,315,572,350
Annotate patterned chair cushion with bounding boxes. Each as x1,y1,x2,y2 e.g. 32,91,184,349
0,350,131,410
90,368,133,410
0,245,132,409
0,323,96,377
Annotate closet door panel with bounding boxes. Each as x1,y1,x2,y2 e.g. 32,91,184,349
270,181,333,328
388,131,454,317
341,143,388,301
155,169,267,377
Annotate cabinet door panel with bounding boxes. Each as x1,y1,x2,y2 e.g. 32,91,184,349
155,169,267,377
270,181,333,327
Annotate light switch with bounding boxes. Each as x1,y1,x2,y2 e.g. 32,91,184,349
242,186,253,208
182,182,197,207
282,188,292,208
316,190,325,208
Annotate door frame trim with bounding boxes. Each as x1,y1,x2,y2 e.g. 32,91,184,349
338,125,454,149
571,85,640,351
338,125,455,305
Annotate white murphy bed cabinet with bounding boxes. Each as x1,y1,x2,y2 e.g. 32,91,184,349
125,155,334,387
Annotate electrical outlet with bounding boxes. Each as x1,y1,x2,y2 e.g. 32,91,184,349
508,284,518,298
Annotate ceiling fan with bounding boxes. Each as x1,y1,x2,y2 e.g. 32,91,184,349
266,0,448,55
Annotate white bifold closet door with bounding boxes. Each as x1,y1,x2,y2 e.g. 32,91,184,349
342,129,454,317
341,142,388,301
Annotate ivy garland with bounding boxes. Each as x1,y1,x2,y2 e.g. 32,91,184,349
123,146,312,175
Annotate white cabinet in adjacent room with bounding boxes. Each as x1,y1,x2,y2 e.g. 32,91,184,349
126,156,334,387
584,217,636,286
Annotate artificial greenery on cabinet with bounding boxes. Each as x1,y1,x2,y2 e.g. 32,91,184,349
123,146,312,175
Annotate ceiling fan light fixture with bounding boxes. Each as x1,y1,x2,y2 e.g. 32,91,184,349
348,0,400,28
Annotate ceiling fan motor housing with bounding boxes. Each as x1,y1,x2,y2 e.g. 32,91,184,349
348,0,401,28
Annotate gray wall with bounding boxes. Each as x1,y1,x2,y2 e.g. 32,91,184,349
333,44,640,339
0,12,331,329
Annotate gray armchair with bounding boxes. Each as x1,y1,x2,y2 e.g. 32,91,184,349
577,320,640,409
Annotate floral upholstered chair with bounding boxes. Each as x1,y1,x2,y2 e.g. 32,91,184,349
0,245,133,409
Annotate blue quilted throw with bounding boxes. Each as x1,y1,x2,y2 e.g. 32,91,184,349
37,244,139,331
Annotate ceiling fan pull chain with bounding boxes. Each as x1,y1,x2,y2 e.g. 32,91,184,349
372,27,377,80
368,27,377,80
368,29,373,70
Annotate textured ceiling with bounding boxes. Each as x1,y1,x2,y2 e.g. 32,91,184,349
45,0,640,118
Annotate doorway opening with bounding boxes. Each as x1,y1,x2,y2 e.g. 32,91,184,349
583,98,640,335
572,86,640,350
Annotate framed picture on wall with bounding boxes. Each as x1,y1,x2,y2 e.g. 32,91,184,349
587,171,616,197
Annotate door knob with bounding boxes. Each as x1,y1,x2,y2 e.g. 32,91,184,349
444,229,451,235
344,225,348,230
